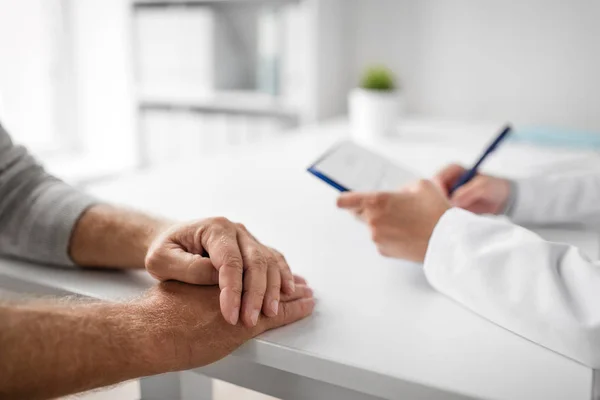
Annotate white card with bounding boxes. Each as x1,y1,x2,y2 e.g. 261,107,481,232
309,141,419,191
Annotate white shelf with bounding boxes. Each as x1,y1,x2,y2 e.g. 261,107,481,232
133,0,299,8
138,88,299,120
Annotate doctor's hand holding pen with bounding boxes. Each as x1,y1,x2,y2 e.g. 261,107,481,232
433,164,513,215
336,166,515,262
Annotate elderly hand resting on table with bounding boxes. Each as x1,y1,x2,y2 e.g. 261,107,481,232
70,208,301,328
335,164,512,262
145,218,297,327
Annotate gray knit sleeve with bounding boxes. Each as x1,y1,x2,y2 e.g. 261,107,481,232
0,123,97,266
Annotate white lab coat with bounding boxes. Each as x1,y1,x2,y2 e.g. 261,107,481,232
424,172,600,369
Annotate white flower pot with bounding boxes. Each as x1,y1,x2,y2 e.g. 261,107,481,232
349,88,401,141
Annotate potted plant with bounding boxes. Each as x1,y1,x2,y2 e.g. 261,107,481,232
349,66,402,141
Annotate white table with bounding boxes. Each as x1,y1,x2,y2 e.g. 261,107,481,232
2,119,600,400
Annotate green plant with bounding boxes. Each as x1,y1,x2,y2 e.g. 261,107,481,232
360,66,396,91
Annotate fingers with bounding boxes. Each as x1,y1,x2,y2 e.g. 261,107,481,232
235,226,289,321
281,284,313,302
262,251,282,319
451,178,487,210
237,229,269,327
146,244,218,285
262,297,316,332
337,192,368,209
433,164,467,196
338,192,393,225
293,275,307,285
201,219,245,326
270,248,295,295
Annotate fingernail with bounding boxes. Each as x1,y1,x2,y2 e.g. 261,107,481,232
271,300,279,315
305,287,314,298
229,307,239,325
251,309,260,326
288,280,296,292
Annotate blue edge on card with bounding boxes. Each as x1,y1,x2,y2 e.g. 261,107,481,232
307,166,350,192
307,141,351,192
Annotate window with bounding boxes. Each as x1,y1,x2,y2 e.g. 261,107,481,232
0,0,74,155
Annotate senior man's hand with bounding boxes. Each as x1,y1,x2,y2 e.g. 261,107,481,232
140,277,314,373
145,218,297,327
337,180,451,262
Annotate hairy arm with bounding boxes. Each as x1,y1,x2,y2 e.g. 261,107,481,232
0,280,314,400
0,299,165,400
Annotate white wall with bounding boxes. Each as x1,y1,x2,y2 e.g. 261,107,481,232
312,0,352,120
348,0,600,130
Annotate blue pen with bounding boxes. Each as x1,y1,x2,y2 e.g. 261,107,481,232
449,125,513,195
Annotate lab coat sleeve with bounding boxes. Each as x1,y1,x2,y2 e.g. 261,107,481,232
511,173,600,226
424,208,600,368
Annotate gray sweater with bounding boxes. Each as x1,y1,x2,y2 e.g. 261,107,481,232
0,123,96,266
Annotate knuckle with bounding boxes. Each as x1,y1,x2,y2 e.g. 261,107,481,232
144,248,164,270
270,247,284,259
145,254,170,281
267,280,282,292
248,249,268,270
211,216,232,227
223,254,244,272
244,287,266,299
266,254,279,268
274,250,289,267
228,285,243,296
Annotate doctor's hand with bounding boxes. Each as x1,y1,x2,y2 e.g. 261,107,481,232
433,163,511,215
337,180,450,263
145,218,297,328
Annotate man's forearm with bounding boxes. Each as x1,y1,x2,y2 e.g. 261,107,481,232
0,125,170,269
0,299,170,400
69,205,171,269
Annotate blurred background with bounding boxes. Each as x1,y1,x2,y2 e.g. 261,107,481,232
1,0,599,187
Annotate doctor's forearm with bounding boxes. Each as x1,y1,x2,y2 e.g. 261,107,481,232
424,209,600,368
510,173,600,225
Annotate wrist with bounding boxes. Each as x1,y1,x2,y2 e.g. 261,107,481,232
115,301,181,376
500,180,517,216
70,205,174,269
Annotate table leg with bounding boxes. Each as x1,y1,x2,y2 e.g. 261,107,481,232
593,369,599,400
140,371,213,400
